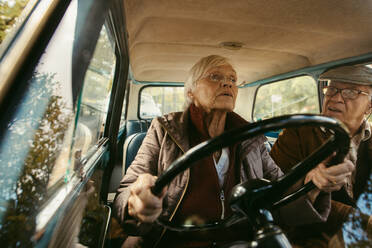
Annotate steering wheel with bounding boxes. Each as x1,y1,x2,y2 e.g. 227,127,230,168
150,114,350,248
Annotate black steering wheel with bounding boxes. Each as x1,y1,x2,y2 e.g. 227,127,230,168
151,114,350,248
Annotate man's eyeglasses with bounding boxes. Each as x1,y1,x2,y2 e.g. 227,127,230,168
202,72,237,84
322,86,370,100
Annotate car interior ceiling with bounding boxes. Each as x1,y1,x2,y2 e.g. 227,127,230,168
123,0,372,85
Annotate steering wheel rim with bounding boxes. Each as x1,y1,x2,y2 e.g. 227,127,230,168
151,114,350,233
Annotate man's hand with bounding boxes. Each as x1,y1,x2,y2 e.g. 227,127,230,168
128,174,167,223
305,157,354,203
306,158,354,193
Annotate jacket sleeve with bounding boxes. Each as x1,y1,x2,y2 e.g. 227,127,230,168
270,128,305,173
113,118,164,234
275,187,331,227
257,136,331,226
260,136,284,181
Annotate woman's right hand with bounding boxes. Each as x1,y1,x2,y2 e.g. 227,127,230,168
128,173,167,223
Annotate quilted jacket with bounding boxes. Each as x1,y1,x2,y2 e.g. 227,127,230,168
113,109,331,248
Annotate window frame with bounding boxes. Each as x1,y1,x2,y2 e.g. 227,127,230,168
33,0,120,243
137,84,184,120
0,0,38,54
73,22,118,159
252,74,321,121
0,0,72,109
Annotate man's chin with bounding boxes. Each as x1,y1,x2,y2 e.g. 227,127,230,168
323,111,344,122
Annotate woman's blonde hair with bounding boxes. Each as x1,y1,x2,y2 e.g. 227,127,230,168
184,55,233,109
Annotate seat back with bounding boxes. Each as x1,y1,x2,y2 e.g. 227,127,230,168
264,130,279,152
107,132,146,203
122,132,147,174
126,120,143,137
264,141,273,152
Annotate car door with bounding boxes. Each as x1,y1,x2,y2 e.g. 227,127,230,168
0,0,128,247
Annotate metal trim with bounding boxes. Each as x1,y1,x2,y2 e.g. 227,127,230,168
0,0,62,103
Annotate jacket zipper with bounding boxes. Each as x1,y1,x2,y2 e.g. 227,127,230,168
154,126,189,248
220,189,225,219
154,161,189,248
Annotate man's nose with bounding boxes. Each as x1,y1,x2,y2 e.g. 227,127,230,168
330,90,344,102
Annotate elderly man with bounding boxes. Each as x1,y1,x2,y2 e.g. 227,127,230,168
270,65,372,247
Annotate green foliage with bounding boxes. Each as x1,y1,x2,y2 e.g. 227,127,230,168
254,76,319,120
0,72,71,247
80,25,116,109
0,0,30,44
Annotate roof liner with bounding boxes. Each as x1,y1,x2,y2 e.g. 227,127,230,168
124,0,372,84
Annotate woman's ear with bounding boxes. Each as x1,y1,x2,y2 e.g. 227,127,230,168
187,91,194,99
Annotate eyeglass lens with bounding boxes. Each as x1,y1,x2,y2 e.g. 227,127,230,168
323,87,358,99
209,73,237,84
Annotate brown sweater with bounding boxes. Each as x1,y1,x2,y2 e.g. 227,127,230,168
270,125,372,247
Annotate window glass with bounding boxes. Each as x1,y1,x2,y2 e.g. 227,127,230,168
72,25,116,157
139,86,184,119
0,1,77,245
253,76,319,120
0,0,114,245
0,0,33,45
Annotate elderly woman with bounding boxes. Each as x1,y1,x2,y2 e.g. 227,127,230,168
113,55,353,248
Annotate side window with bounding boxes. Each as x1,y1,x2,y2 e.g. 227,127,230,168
0,0,32,45
253,76,319,120
139,86,184,119
0,0,115,245
73,25,116,157
0,0,78,244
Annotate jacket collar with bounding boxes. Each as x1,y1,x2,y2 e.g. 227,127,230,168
320,119,371,142
157,105,248,153
157,108,191,153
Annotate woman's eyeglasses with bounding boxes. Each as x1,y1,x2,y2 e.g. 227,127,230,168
322,86,370,100
202,72,237,84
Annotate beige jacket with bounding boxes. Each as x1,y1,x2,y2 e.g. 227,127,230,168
113,109,331,247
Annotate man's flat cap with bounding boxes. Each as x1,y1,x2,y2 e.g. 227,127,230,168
319,65,372,86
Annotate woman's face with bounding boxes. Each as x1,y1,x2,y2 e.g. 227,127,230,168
190,64,238,113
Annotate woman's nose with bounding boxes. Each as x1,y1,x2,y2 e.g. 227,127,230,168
222,79,233,88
